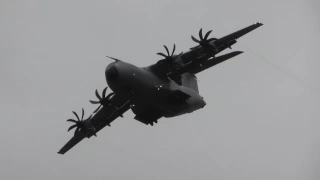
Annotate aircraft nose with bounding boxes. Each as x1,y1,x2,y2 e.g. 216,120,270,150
106,66,119,82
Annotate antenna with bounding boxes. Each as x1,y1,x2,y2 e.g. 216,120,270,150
106,56,122,62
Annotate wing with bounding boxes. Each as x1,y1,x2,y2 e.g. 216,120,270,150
214,22,263,48
168,22,263,77
211,22,263,56
180,22,263,64
57,94,130,155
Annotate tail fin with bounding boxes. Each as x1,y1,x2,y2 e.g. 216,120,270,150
181,73,199,92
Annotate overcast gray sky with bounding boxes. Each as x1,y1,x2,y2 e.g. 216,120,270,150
1,0,320,179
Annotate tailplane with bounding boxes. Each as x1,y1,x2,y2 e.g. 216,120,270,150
181,73,199,92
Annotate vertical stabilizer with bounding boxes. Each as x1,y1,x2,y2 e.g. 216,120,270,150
181,73,198,92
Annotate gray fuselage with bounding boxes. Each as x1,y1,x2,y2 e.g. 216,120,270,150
105,61,206,119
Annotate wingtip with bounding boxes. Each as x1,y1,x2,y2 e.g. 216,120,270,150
232,51,244,56
255,22,263,26
237,51,244,54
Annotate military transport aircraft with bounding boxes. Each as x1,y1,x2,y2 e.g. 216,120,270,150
58,22,263,154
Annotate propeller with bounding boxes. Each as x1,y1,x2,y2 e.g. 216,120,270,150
67,108,93,136
89,87,123,117
90,87,115,113
156,44,182,66
191,28,218,48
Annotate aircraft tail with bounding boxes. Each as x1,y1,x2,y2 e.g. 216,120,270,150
191,51,243,74
181,73,199,93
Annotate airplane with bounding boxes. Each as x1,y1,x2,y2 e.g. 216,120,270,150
58,22,263,154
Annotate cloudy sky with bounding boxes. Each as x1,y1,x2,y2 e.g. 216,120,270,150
1,0,320,179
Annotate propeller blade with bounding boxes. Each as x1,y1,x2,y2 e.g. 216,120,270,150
163,45,170,56
105,92,115,100
171,44,176,56
95,89,102,101
191,36,200,43
204,30,212,40
81,108,84,121
157,52,167,58
89,100,100,104
199,28,203,41
68,124,77,132
102,87,108,99
67,119,77,123
72,111,80,121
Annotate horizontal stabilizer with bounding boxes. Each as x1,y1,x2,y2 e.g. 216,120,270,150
191,51,243,74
